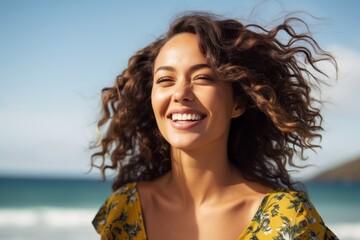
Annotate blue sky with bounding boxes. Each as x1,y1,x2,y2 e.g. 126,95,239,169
1,0,360,179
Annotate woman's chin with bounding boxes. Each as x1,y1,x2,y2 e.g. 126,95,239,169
166,136,203,151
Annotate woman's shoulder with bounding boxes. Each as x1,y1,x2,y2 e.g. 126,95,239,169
107,182,138,205
96,182,139,216
260,188,325,227
263,187,312,210
241,187,339,239
92,182,146,239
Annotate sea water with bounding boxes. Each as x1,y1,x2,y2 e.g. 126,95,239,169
0,177,110,240
0,177,359,240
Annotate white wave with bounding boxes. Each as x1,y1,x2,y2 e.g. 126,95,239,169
0,207,98,228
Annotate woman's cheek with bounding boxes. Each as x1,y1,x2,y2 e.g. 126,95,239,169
151,88,171,119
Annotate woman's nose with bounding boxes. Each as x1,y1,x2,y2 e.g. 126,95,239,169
173,82,194,103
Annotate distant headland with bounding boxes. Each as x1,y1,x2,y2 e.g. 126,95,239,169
310,156,360,182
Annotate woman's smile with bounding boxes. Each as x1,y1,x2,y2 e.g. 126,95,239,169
167,109,207,130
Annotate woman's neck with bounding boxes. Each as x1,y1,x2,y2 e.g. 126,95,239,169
165,143,242,208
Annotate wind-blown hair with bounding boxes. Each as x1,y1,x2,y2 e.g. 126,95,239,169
91,12,337,191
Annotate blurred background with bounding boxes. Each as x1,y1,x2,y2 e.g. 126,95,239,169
0,0,359,239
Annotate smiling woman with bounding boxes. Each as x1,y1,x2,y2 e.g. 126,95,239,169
90,12,338,240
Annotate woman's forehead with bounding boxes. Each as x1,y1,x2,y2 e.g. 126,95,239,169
154,33,207,70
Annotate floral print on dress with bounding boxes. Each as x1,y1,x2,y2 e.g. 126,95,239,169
93,183,338,240
92,183,146,240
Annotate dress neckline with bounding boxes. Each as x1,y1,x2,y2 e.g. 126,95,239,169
132,182,280,240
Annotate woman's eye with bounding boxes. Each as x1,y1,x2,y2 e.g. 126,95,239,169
155,77,174,85
193,75,214,82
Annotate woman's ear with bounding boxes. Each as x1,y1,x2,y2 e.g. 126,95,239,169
231,102,245,118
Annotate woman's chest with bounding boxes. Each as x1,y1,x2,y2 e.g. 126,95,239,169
143,202,258,240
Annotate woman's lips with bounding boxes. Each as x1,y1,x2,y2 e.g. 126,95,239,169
167,112,206,130
169,118,204,130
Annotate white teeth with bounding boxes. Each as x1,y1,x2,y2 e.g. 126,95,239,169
171,113,203,121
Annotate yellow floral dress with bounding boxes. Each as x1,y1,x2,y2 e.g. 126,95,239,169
93,182,338,240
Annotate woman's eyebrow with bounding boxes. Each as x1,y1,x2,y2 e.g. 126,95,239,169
189,64,211,72
154,64,211,74
154,66,175,74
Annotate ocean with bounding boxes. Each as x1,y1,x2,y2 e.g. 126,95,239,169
0,177,359,240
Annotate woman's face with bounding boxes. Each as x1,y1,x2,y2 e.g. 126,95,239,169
151,33,243,151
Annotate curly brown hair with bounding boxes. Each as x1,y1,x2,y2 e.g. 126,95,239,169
90,12,337,191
